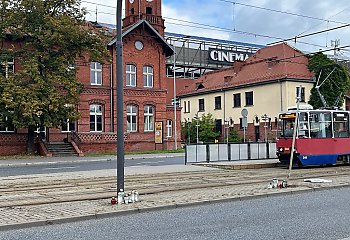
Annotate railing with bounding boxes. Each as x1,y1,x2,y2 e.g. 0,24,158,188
71,132,117,143
185,142,277,164
0,133,28,144
123,14,164,27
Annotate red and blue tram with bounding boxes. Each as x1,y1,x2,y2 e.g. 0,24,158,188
276,106,350,166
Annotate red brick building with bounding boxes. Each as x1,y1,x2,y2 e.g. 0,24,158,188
0,0,182,156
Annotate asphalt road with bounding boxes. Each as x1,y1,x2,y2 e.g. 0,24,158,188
1,187,350,240
0,156,184,177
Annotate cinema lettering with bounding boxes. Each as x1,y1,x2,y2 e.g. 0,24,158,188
209,48,251,65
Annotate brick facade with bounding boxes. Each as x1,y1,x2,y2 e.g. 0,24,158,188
0,0,182,156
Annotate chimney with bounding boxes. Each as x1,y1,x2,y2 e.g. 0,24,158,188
233,61,244,73
224,76,233,84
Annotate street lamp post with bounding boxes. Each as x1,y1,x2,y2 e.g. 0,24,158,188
173,50,177,150
187,118,191,144
261,114,269,142
196,113,199,144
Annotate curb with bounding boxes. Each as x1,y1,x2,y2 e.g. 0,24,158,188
192,162,279,170
0,154,185,168
1,184,349,231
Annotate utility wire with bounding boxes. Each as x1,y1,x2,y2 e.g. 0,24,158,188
268,23,350,45
82,2,350,52
297,6,350,36
218,0,349,25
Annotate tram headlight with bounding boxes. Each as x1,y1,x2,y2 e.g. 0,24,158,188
279,147,284,152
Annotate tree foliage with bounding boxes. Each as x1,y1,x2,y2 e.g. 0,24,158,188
0,0,110,132
182,113,220,144
308,52,350,109
227,127,242,143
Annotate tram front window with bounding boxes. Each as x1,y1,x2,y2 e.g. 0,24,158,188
309,112,332,138
281,118,295,138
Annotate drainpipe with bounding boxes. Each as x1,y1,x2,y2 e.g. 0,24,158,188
110,64,114,132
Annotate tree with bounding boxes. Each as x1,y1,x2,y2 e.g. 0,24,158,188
0,0,110,154
227,127,242,143
308,52,350,109
182,113,219,144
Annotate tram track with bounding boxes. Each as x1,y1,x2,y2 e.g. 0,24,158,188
1,165,350,207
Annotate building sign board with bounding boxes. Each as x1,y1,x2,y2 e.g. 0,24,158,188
155,121,163,144
208,48,252,65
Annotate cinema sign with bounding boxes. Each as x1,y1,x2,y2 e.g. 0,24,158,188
209,48,252,65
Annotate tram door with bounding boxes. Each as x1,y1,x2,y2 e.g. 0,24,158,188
255,126,260,142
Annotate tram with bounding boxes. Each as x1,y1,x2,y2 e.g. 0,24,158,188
276,105,350,166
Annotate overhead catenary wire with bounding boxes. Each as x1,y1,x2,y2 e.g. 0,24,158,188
217,0,349,26
268,23,350,45
81,0,350,56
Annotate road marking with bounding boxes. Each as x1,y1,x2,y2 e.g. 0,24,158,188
339,237,350,240
44,166,77,170
136,161,165,164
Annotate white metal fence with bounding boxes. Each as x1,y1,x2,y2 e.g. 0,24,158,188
185,142,277,164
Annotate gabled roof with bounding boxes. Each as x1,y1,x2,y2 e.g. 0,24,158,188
179,43,314,97
108,19,174,57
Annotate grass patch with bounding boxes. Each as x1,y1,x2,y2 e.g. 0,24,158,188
0,154,41,160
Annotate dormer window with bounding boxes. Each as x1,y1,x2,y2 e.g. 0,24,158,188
196,83,205,90
146,7,152,14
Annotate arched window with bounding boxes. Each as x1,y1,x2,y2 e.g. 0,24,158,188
143,66,153,88
127,105,137,132
144,105,154,132
90,104,103,132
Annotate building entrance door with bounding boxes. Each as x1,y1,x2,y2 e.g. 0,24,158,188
255,126,260,142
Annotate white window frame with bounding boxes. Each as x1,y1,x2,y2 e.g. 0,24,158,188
127,105,137,132
143,66,153,88
144,105,154,132
166,119,172,138
90,62,102,85
61,119,76,132
0,116,14,132
90,104,103,132
1,58,14,78
126,64,136,87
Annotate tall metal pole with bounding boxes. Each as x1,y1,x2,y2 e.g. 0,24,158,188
287,85,302,179
116,0,124,193
173,50,177,150
196,113,199,144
